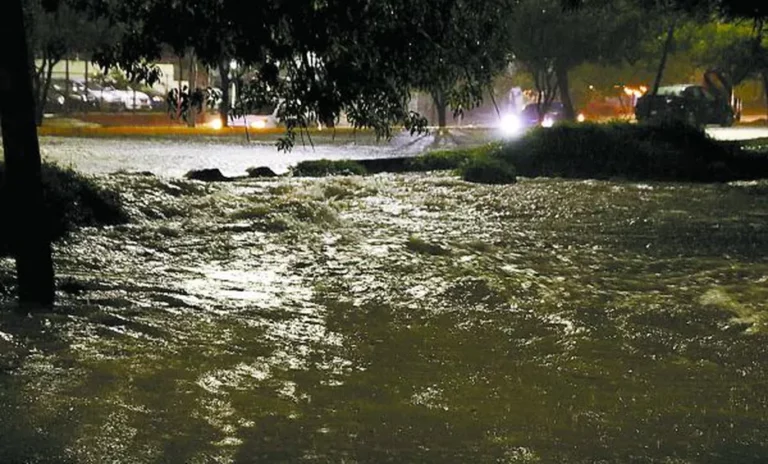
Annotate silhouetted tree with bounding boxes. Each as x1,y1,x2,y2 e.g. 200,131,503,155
23,0,110,125
408,0,511,130
508,0,643,120
85,0,452,147
1,0,56,306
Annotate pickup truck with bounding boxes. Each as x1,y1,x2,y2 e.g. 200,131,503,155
634,84,736,128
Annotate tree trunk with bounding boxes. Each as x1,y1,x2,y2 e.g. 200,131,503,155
555,63,576,121
762,70,768,122
37,59,56,126
432,90,447,130
176,55,184,120
84,60,90,113
64,58,70,114
219,59,230,128
188,52,197,128
533,66,558,123
32,56,45,125
0,0,56,307
652,24,675,96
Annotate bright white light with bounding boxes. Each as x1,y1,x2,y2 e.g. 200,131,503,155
208,119,224,130
577,113,586,123
499,113,522,137
541,116,555,128
250,119,267,129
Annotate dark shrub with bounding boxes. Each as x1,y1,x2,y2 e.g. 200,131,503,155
291,145,500,177
185,168,230,182
247,166,278,178
405,147,483,171
461,156,517,185
291,159,367,177
357,158,409,173
0,163,128,256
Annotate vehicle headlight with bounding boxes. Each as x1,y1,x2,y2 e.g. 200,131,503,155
250,119,267,129
541,116,555,128
577,113,586,123
499,113,522,137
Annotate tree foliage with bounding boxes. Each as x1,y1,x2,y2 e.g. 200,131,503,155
23,0,110,124
406,0,512,128
681,21,766,84
85,0,489,144
508,0,644,120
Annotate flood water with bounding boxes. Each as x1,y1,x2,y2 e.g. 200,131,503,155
36,132,448,177
2,137,768,462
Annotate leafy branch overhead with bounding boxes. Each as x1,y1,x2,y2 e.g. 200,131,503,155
31,0,768,143
75,0,520,143
408,0,511,127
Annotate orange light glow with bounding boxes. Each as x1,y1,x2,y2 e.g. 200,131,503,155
623,85,648,98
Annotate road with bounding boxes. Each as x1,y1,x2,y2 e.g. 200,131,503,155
706,126,768,141
36,132,439,177
29,125,767,178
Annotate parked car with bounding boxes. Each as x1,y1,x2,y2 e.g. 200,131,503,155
43,89,67,113
67,80,102,108
49,80,97,112
78,81,125,111
143,88,168,111
43,84,88,113
212,102,328,130
102,85,152,111
119,87,153,111
634,84,735,127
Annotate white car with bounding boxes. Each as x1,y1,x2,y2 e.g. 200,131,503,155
207,101,327,130
105,87,152,110
80,82,124,111
225,104,281,129
117,87,153,111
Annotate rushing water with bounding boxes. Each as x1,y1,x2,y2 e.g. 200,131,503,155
2,138,768,462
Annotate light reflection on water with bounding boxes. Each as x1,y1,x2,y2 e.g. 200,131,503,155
1,154,768,461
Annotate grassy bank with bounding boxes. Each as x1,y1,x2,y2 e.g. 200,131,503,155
290,147,482,177
290,123,768,184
